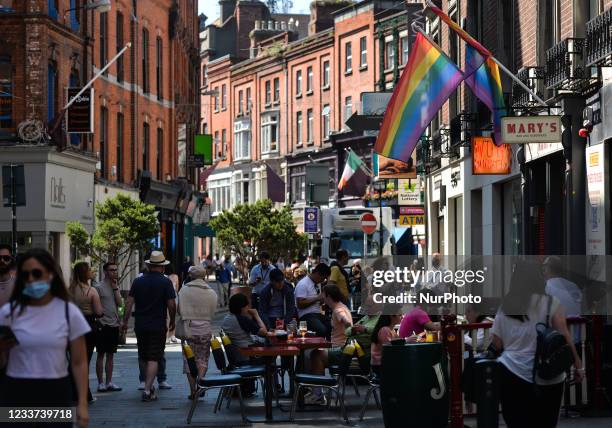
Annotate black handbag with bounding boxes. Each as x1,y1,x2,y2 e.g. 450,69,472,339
533,297,574,381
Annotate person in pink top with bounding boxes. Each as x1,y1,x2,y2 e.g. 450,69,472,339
370,313,403,377
399,290,441,338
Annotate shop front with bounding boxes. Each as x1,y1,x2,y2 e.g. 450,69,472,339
0,146,97,281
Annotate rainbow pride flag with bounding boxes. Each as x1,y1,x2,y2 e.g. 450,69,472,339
375,32,466,161
465,46,506,145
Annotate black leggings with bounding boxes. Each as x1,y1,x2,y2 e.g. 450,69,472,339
500,365,564,428
0,376,73,427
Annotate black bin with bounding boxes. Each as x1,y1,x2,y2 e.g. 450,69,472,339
381,342,449,428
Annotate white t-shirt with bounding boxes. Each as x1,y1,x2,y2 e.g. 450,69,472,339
294,275,320,318
545,277,582,317
0,298,91,379
491,294,565,385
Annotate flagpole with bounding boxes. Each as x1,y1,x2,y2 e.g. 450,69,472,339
344,147,375,177
421,1,548,107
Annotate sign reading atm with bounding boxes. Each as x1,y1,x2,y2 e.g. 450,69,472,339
501,116,561,144
399,207,425,227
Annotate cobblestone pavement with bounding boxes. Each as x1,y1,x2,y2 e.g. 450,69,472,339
87,312,612,428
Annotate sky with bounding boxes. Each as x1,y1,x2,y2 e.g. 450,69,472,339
198,0,313,26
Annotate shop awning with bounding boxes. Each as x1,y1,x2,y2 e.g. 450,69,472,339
193,224,215,238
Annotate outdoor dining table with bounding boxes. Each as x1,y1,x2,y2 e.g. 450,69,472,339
239,345,300,423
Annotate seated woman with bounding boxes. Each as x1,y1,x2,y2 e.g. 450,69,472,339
370,312,403,377
221,293,267,365
398,289,441,338
463,303,493,352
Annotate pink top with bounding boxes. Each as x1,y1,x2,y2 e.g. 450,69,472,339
370,326,394,366
331,302,353,346
398,307,431,338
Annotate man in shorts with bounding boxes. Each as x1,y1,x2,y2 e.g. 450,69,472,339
122,251,176,402
95,262,123,392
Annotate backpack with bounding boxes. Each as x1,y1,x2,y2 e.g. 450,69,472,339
533,296,574,381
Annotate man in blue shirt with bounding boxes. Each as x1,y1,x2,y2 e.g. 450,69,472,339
248,251,276,310
216,255,235,308
258,269,297,329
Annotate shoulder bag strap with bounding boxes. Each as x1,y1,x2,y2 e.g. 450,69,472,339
546,295,553,327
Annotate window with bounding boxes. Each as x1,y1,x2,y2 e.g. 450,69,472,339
360,36,367,67
142,28,149,93
345,42,352,73
296,70,302,96
400,35,409,65
47,62,58,122
265,80,271,105
209,178,231,213
343,96,352,127
261,113,279,153
246,87,251,112
385,40,395,70
213,87,219,111
0,57,13,130
290,165,306,202
306,109,313,143
273,77,280,102
116,12,124,82
322,104,330,139
100,107,108,178
156,37,163,100
69,0,80,31
306,66,313,93
234,119,251,161
142,122,150,170
238,90,244,114
48,0,58,20
100,12,108,73
116,113,124,182
156,128,163,180
221,84,227,109
539,0,561,65
221,129,227,158
202,122,207,134
214,130,220,158
322,60,330,88
296,111,303,145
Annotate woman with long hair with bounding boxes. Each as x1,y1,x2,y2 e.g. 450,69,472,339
70,261,103,403
491,261,584,428
0,249,91,427
370,312,402,377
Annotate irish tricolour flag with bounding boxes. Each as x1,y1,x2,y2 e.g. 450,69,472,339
338,151,370,197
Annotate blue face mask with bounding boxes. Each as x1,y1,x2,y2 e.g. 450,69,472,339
22,281,51,299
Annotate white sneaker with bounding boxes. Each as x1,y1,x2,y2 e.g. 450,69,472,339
97,383,107,392
304,392,327,406
138,382,145,390
106,383,122,392
158,381,172,390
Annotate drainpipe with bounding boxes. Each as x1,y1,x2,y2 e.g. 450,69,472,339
284,57,289,202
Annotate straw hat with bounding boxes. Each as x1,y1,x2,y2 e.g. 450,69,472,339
145,251,170,266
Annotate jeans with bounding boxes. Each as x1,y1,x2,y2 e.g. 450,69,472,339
138,356,166,382
299,313,330,338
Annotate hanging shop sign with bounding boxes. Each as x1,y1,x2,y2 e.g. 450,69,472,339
501,116,561,144
398,179,421,206
66,88,94,133
398,207,425,227
472,137,512,175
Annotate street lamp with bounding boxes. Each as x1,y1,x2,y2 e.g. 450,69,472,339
372,178,386,254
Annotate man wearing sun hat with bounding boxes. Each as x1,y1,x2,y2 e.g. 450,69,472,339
122,250,177,402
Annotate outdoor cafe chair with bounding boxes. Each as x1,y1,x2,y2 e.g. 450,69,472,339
358,373,382,421
289,346,353,424
186,373,246,424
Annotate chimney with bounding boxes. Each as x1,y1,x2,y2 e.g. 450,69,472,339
219,0,236,23
308,0,349,36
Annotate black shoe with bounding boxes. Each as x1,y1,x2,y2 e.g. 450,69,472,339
142,388,158,402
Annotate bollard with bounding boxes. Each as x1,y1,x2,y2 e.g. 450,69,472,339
474,359,500,428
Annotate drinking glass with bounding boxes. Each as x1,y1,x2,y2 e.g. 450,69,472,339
299,321,308,340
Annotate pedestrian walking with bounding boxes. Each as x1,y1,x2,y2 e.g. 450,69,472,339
94,262,123,393
70,261,103,403
166,264,180,343
216,255,234,308
121,251,176,402
177,265,217,399
294,263,331,338
543,256,582,317
491,261,584,428
248,251,277,310
0,249,91,427
0,244,15,308
328,249,350,304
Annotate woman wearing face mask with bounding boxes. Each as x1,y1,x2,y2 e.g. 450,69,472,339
0,249,91,428
70,261,103,403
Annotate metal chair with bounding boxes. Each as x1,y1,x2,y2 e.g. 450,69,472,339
358,374,381,421
289,348,353,424
186,373,246,424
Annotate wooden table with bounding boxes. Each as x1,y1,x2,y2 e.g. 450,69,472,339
239,345,300,423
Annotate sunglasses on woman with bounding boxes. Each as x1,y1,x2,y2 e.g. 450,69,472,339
19,269,45,281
